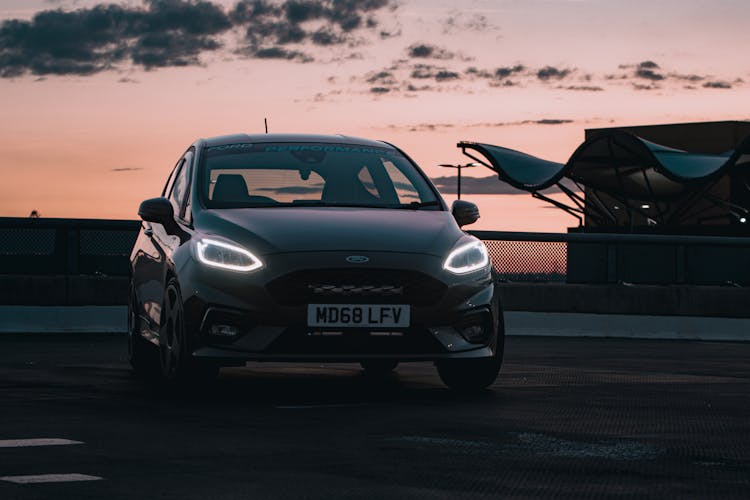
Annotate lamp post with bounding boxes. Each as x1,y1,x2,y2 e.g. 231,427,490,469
438,162,478,199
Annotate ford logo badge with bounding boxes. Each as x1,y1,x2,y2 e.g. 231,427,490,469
346,255,369,264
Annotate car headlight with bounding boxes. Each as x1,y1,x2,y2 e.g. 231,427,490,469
196,238,263,272
443,239,490,275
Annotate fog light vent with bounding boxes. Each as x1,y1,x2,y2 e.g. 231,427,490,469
459,324,485,343
455,310,492,344
209,324,240,337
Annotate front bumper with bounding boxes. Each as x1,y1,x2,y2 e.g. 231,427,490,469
178,250,502,363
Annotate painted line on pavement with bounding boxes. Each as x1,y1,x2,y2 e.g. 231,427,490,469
0,439,83,448
0,474,103,484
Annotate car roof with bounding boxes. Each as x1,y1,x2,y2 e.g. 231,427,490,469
200,133,394,149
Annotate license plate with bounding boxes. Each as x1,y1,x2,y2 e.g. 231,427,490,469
307,304,410,328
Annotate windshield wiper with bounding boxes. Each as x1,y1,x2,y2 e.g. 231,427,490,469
291,200,391,208
398,200,441,209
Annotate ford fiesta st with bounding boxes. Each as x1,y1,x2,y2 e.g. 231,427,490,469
129,134,504,390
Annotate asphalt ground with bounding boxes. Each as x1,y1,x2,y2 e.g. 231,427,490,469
0,334,748,499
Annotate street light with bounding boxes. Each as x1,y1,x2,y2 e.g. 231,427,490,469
438,162,479,199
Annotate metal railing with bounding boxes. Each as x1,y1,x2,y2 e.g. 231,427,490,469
470,230,750,286
0,218,140,277
1,218,748,286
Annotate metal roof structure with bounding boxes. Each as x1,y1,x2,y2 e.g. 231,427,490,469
459,124,750,231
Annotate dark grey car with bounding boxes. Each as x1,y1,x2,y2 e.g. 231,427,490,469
129,134,504,391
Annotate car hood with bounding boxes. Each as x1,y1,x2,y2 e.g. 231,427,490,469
194,207,466,257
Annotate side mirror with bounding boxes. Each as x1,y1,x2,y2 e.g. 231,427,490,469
452,200,480,227
138,197,173,225
138,197,188,240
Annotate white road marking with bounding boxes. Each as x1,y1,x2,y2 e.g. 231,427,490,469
0,474,103,484
0,439,83,448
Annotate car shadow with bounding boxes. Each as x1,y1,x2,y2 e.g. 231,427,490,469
131,363,500,408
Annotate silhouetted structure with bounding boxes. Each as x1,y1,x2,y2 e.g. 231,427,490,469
460,121,750,235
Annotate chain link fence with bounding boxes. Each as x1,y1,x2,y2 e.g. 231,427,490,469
0,218,139,276
483,239,567,282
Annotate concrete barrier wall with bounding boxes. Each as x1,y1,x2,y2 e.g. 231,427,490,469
0,276,128,306
497,283,750,318
2,275,748,319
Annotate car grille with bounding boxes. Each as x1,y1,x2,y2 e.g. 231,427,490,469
266,268,447,306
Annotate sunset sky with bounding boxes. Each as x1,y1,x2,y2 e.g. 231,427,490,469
1,0,749,231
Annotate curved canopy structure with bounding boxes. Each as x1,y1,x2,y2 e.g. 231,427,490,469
459,130,750,229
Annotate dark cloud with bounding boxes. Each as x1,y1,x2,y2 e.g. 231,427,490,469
434,70,459,81
441,12,496,35
632,61,665,80
365,70,396,84
310,27,345,46
0,0,394,78
132,31,221,68
562,85,604,92
405,83,433,92
464,64,524,83
379,28,401,39
638,60,659,69
234,0,392,56
370,86,391,94
110,167,143,171
537,66,572,81
431,175,524,195
635,68,664,81
410,63,437,79
407,63,459,83
464,66,493,79
431,175,580,195
703,81,732,89
534,119,572,125
671,73,704,82
488,79,518,87
252,46,312,62
495,65,524,79
406,43,455,60
387,119,575,132
0,1,232,77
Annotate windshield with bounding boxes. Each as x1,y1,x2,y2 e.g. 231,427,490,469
200,142,441,209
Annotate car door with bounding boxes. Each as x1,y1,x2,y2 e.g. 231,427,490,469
132,150,194,335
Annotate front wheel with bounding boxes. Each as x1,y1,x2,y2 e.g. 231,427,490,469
435,352,502,391
435,315,504,391
159,279,218,385
128,290,160,378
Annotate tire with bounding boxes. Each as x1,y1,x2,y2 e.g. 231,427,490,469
435,315,505,391
360,359,398,376
159,279,218,385
435,354,501,391
128,290,160,378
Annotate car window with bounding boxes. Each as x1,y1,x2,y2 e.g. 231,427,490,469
357,166,381,199
209,168,324,204
161,160,179,197
202,142,439,209
168,159,188,218
383,160,421,204
180,151,194,223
